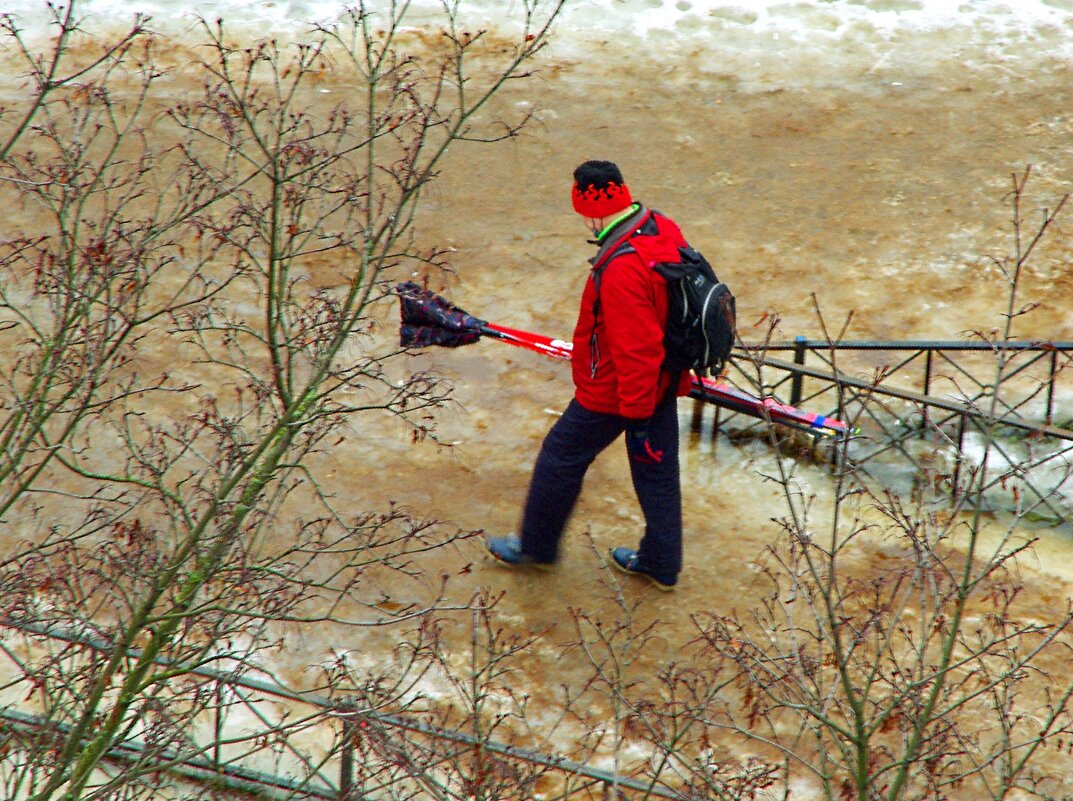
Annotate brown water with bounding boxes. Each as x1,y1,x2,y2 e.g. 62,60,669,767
260,33,1073,782
309,32,1073,786
396,36,1073,582
7,12,1073,794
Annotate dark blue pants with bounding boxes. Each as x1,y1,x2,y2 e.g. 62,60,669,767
519,398,682,579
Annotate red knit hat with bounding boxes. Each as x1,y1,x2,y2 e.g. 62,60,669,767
571,160,633,218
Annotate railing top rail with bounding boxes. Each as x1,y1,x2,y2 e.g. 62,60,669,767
0,619,687,801
756,355,1073,441
738,339,1073,352
1,708,339,800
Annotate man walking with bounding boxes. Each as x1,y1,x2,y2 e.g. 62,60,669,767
486,160,693,590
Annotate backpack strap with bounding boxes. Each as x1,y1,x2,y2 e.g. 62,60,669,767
587,211,666,379
591,242,634,296
590,208,658,293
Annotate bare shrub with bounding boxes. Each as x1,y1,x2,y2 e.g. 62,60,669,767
684,169,1073,801
0,1,566,798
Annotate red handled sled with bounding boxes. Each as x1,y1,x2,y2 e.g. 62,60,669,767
397,281,850,440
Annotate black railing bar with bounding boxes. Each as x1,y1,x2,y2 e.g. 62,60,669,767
850,433,918,471
723,364,764,395
847,428,922,465
979,438,1073,484
849,403,1053,471
733,366,806,407
854,407,904,444
372,725,497,777
978,465,1066,524
805,347,930,381
957,350,1059,402
350,736,480,799
923,350,935,431
870,349,931,381
549,775,607,801
847,404,925,467
991,393,1048,424
831,382,905,426
817,401,1041,478
931,350,992,392
935,415,1069,522
929,347,1061,372
229,680,340,793
794,377,841,402
1023,442,1073,468
1047,349,1060,423
994,356,1068,417
735,340,1073,352
757,356,1073,442
969,433,1042,495
796,346,1061,413
1026,462,1073,521
978,469,1062,520
354,726,600,801
746,354,966,421
0,620,687,801
1025,495,1066,524
0,708,339,801
844,460,890,488
919,409,965,434
798,351,914,407
1000,348,1053,375
855,384,906,417
854,406,919,446
943,388,1039,426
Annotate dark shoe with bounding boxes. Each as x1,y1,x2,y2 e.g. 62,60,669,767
487,535,554,570
609,547,676,591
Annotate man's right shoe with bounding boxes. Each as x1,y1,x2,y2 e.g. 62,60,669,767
609,547,676,591
487,535,554,570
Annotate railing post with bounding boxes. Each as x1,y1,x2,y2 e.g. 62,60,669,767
920,349,933,438
790,336,807,406
951,412,968,499
213,679,224,775
1046,348,1058,425
339,702,355,800
340,735,354,800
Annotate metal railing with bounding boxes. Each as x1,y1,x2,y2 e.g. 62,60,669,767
691,338,1073,522
0,620,688,801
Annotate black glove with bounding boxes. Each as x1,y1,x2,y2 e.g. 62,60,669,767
625,419,664,465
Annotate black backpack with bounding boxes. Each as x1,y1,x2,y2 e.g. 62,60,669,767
592,213,737,378
653,246,736,377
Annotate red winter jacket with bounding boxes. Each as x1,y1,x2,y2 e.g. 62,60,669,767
571,205,694,419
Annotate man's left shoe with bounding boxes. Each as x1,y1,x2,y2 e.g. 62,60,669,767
609,547,676,591
487,535,554,570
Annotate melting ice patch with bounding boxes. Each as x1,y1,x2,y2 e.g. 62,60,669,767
9,0,1073,57
5,0,1072,93
958,430,1073,514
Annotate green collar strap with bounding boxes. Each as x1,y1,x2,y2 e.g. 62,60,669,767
596,203,642,243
